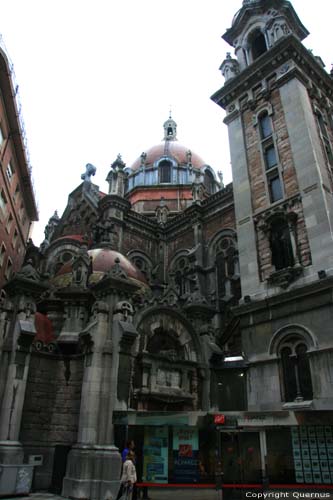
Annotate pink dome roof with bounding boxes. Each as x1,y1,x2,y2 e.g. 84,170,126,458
130,141,206,171
54,248,148,288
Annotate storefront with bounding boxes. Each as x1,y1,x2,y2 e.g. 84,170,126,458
114,412,218,485
114,411,333,487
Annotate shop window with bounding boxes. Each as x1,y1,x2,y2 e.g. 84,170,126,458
159,160,172,183
270,217,294,270
266,428,295,483
317,112,333,165
279,337,313,402
250,30,267,60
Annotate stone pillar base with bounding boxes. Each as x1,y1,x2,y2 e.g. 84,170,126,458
62,444,122,500
0,441,24,464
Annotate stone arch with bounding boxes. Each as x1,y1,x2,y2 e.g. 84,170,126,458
44,240,83,275
126,249,153,281
268,324,318,356
207,228,237,266
135,306,202,363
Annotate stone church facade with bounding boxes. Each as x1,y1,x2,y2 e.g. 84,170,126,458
1,0,333,498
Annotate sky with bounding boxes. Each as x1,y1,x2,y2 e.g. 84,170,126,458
0,0,332,245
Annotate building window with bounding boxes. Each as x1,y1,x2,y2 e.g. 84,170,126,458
204,170,215,194
14,183,20,201
214,235,240,303
159,160,172,183
250,30,267,61
270,217,295,270
279,337,313,402
13,229,18,248
6,213,14,234
317,112,333,165
258,111,283,203
0,190,7,215
0,126,4,146
6,162,14,182
0,244,6,267
268,173,283,203
5,257,13,280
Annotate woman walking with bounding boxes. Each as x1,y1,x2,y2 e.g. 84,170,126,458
120,450,137,500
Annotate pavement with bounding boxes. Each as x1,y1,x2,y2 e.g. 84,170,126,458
3,489,333,500
0,489,221,500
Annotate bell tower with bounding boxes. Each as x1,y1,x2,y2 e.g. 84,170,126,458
212,0,333,299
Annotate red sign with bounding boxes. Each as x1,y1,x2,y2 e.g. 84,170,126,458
179,444,193,457
214,414,225,425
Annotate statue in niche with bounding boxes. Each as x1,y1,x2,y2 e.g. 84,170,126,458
72,255,90,287
155,205,169,225
93,216,118,246
192,171,205,202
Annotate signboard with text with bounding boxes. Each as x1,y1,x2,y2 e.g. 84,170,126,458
172,426,199,483
143,427,168,483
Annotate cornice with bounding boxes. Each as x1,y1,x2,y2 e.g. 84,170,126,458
212,35,333,110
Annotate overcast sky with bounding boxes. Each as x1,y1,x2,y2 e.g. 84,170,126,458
0,0,331,245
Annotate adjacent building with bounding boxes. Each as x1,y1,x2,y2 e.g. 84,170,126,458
0,1,333,498
0,37,38,288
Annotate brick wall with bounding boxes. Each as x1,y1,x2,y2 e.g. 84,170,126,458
20,354,84,445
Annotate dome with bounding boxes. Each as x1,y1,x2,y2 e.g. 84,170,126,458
130,141,206,172
53,248,148,288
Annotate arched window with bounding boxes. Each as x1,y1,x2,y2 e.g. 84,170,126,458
159,160,172,183
279,337,313,402
204,170,215,194
270,217,294,270
250,30,267,60
214,236,240,302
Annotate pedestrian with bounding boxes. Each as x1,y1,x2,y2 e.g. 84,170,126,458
122,439,135,463
120,450,137,500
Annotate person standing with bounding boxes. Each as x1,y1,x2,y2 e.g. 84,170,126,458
122,440,135,463
120,451,137,500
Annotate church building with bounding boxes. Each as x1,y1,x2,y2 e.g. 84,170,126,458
0,1,333,498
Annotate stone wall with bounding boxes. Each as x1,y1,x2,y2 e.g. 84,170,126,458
20,353,83,444
19,353,84,490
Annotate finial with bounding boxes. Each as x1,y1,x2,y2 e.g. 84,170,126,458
81,163,96,182
169,105,172,119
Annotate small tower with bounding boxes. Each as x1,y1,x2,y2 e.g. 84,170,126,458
106,154,127,197
212,0,333,299
163,114,177,141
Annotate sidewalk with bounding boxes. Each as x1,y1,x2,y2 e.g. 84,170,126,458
0,489,220,500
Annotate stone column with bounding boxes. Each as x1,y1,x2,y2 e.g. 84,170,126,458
0,276,47,464
63,276,140,500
